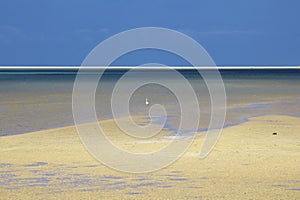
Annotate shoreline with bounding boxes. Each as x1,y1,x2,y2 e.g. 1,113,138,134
2,109,300,137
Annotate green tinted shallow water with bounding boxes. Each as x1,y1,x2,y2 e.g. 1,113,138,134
0,69,300,136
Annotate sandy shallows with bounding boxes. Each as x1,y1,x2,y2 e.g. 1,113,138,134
0,115,299,199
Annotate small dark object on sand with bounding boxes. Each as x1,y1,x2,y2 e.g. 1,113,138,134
273,132,277,135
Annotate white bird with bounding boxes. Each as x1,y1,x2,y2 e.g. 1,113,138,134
145,98,149,106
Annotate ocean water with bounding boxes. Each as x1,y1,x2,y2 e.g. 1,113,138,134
0,69,300,136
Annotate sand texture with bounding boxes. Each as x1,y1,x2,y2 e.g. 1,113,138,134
0,115,299,199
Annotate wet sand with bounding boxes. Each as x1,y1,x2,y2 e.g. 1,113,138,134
0,115,299,199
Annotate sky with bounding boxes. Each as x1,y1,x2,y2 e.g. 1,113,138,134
0,0,299,66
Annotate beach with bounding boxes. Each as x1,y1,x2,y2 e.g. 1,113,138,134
1,0,300,198
1,69,300,199
1,115,299,199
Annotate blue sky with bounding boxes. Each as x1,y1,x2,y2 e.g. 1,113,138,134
0,0,299,66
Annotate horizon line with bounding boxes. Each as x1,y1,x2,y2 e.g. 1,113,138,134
0,66,299,70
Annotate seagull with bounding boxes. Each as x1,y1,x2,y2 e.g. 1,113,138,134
145,98,149,106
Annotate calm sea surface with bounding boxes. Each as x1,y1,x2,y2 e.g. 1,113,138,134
1,69,300,136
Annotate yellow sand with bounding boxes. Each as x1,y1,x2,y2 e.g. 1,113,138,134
0,115,299,199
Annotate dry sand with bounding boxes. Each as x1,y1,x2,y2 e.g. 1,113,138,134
0,115,299,199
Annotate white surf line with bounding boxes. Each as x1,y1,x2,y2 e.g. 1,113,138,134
0,66,299,70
